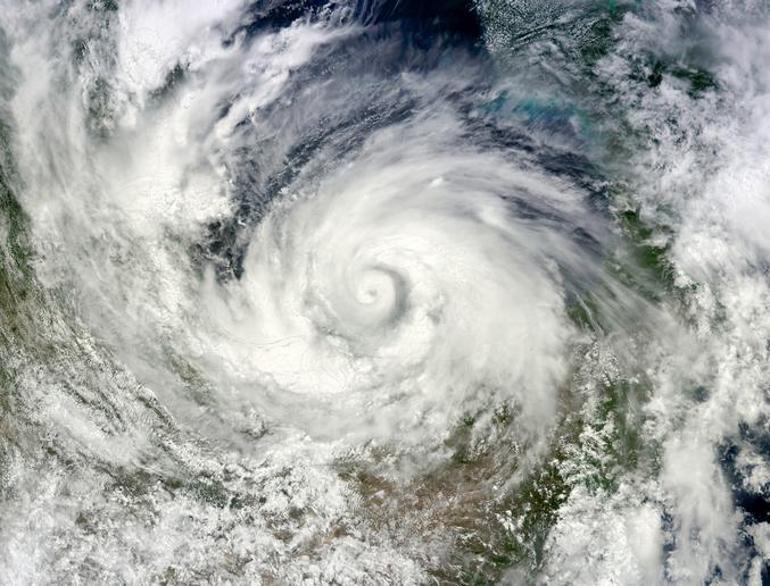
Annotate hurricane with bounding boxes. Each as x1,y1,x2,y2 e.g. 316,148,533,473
1,0,769,584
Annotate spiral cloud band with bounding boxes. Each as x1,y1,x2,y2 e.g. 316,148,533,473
1,0,769,584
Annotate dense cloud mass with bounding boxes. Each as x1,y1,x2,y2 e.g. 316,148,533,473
0,0,769,583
